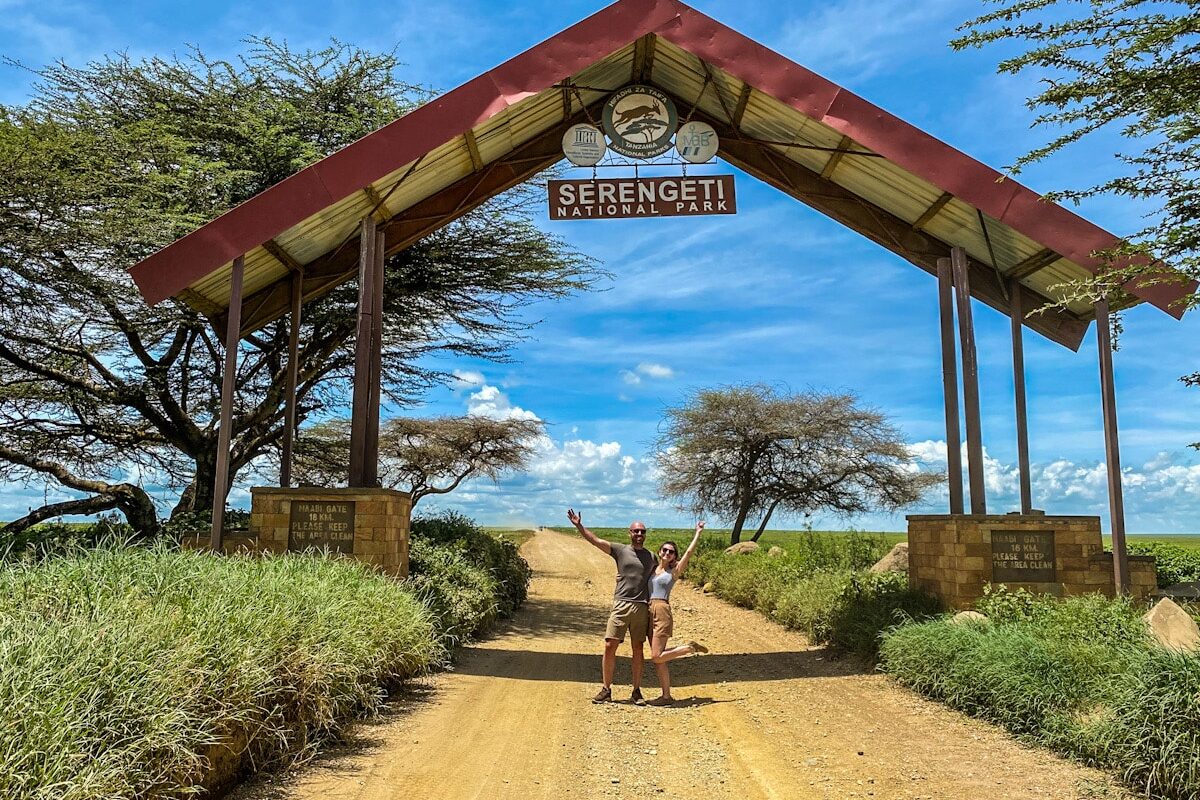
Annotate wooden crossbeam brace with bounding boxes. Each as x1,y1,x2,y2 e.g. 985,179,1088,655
262,238,304,274
1007,247,1060,280
177,287,223,317
561,84,573,121
362,185,391,224
631,34,656,83
820,135,854,181
463,130,484,172
731,84,753,130
912,192,953,231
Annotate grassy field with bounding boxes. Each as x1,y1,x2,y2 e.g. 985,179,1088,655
543,526,1200,552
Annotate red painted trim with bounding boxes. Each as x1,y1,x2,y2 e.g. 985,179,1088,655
129,0,1194,318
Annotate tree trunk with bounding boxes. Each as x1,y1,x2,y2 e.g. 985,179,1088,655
114,484,160,538
729,500,753,545
750,499,781,542
173,451,216,518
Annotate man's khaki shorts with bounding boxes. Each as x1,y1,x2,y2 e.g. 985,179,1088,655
605,600,649,643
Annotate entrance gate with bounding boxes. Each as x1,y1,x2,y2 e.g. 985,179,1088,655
129,0,1191,595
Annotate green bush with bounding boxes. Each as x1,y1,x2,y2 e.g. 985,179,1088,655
879,590,1200,799
406,537,499,643
1128,541,1200,587
411,510,531,617
0,543,438,800
685,532,935,660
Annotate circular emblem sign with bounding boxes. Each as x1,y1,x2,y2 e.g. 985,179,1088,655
602,85,678,159
562,123,606,166
675,121,719,164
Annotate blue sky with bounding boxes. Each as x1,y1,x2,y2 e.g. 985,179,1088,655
3,0,1199,532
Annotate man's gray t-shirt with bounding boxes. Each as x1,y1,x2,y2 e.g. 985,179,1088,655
610,542,657,603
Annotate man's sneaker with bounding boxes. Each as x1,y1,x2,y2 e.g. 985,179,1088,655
631,688,646,706
592,686,612,703
689,640,709,654
647,695,674,707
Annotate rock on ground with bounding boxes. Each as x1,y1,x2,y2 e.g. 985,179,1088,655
767,546,786,558
724,541,760,555
1143,597,1200,652
870,542,909,573
950,610,989,626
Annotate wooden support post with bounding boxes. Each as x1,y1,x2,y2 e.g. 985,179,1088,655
1010,281,1033,513
1095,298,1130,594
348,217,378,487
210,254,245,551
363,229,385,486
951,247,987,514
280,269,302,488
937,258,964,514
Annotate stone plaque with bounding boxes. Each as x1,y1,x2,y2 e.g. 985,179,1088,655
991,530,1056,583
288,500,355,553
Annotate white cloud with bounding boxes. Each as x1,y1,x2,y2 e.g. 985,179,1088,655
465,384,540,422
620,370,642,385
637,362,676,379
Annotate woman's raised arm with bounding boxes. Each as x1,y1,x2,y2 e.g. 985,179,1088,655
674,520,705,576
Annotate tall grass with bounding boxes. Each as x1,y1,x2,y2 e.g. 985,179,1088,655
880,588,1200,799
0,543,439,799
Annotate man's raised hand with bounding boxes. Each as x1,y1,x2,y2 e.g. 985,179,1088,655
567,508,582,528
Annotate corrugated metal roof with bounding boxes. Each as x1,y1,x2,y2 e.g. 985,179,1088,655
128,0,1193,350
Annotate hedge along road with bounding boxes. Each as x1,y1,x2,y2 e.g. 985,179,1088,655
231,529,1129,800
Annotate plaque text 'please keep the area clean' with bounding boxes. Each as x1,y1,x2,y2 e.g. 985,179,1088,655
288,500,356,553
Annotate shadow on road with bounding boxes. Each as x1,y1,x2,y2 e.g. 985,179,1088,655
451,646,866,685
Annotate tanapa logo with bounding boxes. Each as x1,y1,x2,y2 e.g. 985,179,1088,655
601,85,678,159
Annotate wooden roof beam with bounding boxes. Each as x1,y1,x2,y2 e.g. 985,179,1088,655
912,192,954,231
1007,247,1060,281
631,34,656,83
262,239,304,274
820,135,854,181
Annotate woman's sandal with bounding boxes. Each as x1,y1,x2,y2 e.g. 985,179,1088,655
688,640,709,654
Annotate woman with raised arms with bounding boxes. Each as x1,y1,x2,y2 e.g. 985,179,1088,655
646,521,709,706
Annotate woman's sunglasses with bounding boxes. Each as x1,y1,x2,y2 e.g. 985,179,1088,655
660,547,677,555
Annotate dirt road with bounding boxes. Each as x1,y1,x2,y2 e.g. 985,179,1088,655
232,529,1128,800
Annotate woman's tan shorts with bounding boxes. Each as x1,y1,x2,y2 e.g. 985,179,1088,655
649,599,673,640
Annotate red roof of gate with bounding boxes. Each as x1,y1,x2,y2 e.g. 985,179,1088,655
127,0,1193,350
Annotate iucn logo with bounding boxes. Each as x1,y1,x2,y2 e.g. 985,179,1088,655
602,85,678,159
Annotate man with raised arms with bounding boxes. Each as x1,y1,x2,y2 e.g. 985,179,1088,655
567,508,657,704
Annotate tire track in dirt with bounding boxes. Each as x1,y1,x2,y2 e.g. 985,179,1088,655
230,529,1130,800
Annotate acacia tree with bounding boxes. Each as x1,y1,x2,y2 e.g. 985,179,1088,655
953,1,1199,319
654,385,940,544
293,416,544,505
0,41,596,535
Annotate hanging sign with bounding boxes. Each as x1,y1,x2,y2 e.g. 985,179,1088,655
676,121,719,163
601,85,678,159
562,123,606,166
548,175,736,220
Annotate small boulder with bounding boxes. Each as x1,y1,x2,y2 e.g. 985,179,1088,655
768,546,786,558
1143,598,1200,652
724,541,760,555
702,582,715,593
949,610,989,626
869,542,909,573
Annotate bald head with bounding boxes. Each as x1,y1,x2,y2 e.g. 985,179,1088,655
628,520,647,549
